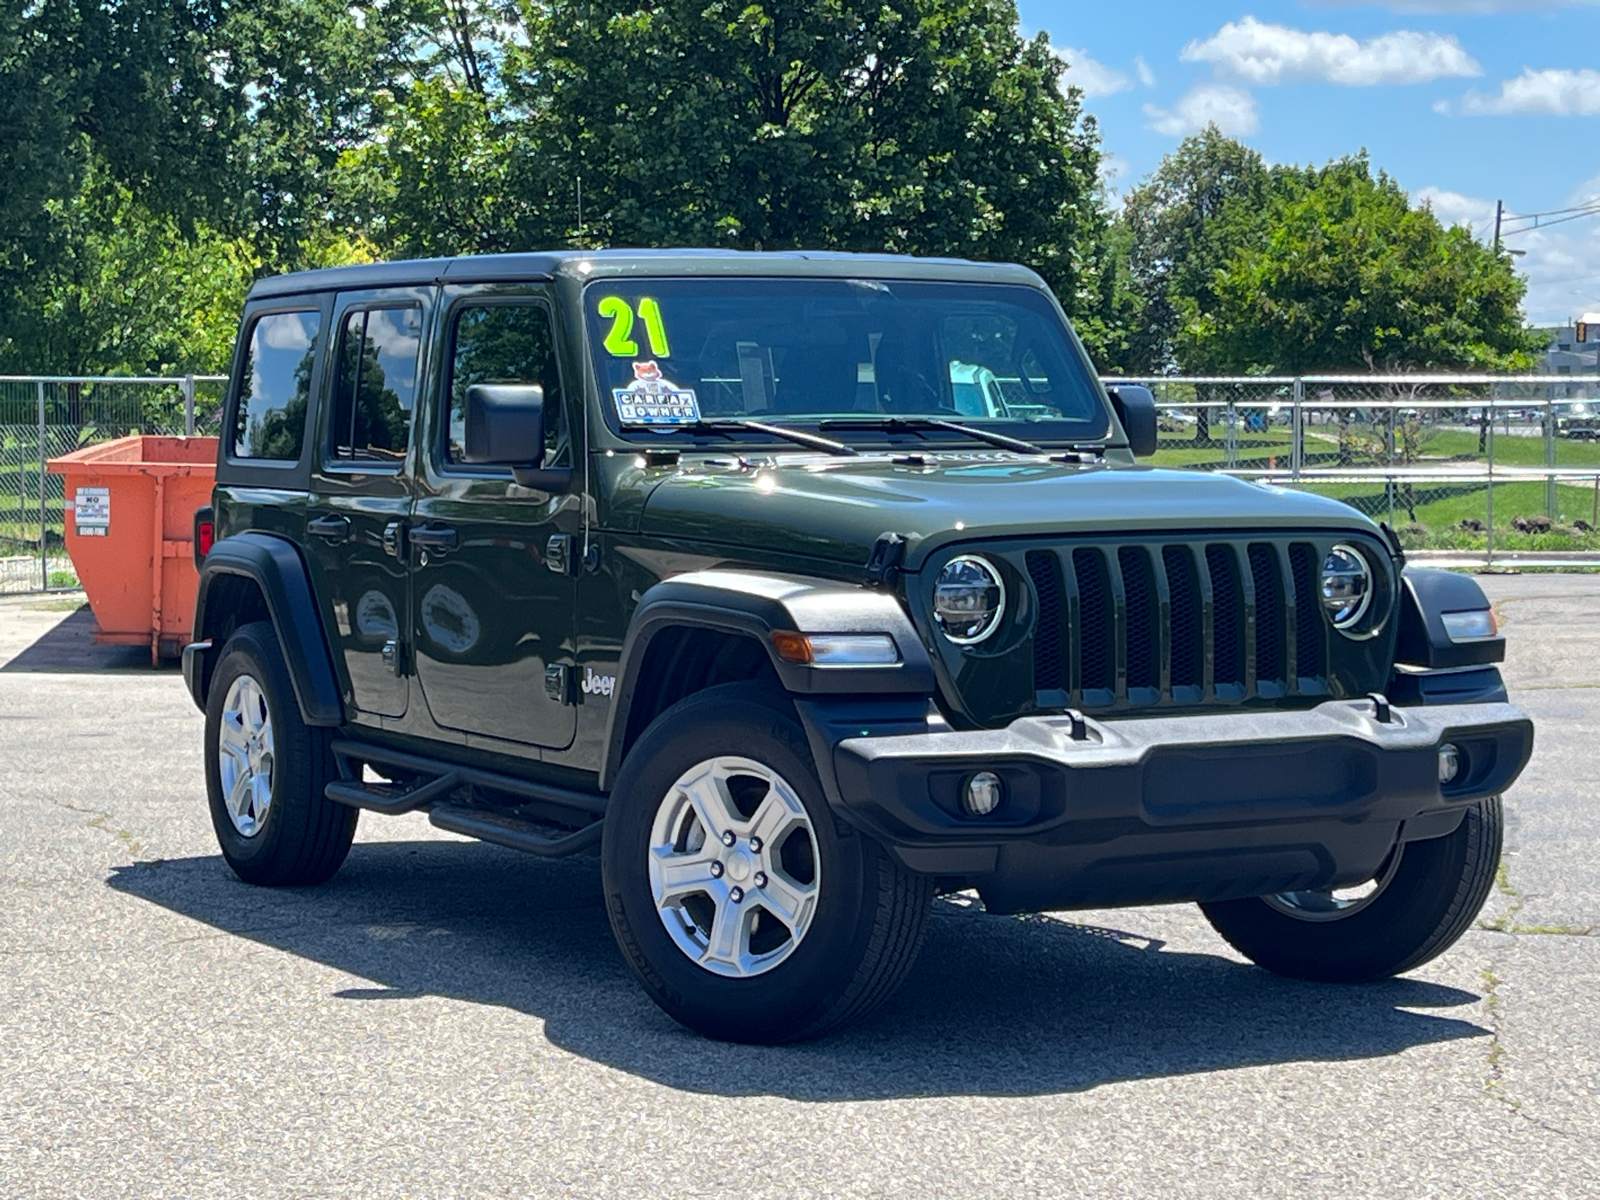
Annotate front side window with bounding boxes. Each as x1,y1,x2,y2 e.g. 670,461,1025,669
583,279,1108,444
328,305,422,466
445,302,563,465
234,310,320,460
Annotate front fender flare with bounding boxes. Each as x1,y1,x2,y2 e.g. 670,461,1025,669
598,570,935,790
193,532,344,726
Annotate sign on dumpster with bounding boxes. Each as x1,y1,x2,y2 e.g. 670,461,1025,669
74,487,110,536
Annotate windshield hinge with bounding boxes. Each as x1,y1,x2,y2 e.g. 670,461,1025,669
864,532,907,588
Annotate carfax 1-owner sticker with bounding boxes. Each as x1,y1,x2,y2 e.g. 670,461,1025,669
613,360,701,427
74,487,110,536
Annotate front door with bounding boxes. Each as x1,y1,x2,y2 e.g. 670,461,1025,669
304,288,430,720
408,287,579,749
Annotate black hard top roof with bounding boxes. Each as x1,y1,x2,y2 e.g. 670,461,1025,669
245,248,1046,301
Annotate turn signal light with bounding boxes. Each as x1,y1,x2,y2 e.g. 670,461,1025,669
1441,609,1497,642
770,631,899,666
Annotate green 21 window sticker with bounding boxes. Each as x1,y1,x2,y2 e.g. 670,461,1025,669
598,296,671,358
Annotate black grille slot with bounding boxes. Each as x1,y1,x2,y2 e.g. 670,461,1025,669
1249,543,1284,685
1207,545,1244,688
1027,551,1063,692
1073,548,1113,694
1290,542,1324,679
1019,537,1316,713
1163,546,1201,689
1119,547,1157,691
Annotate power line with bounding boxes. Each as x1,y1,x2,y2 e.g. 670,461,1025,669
1504,201,1600,222
1502,205,1600,232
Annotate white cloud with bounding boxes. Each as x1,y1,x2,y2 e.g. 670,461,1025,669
1459,68,1600,115
1415,183,1600,324
1416,186,1498,231
1506,224,1600,324
1135,56,1156,88
1182,17,1480,86
1058,48,1131,98
1144,85,1260,137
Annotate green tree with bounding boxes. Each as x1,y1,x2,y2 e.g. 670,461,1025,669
0,168,256,375
353,0,1118,357
1181,156,1543,374
1117,127,1270,373
0,0,240,352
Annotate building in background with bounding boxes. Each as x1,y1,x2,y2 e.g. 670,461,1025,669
1539,313,1600,375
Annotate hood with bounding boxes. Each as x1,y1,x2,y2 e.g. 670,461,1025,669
637,453,1376,570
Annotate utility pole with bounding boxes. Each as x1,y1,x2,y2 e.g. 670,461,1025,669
1493,199,1503,253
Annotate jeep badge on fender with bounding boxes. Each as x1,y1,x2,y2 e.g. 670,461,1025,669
183,250,1534,1044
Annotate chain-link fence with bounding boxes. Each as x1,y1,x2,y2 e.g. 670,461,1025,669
1109,375,1600,568
0,376,225,594
3,372,1597,594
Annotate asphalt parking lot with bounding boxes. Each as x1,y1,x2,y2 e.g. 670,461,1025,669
1,579,1596,1198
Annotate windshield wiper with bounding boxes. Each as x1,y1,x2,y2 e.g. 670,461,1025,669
687,419,860,457
819,416,1047,457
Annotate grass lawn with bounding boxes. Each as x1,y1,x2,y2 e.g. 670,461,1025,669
1416,428,1600,467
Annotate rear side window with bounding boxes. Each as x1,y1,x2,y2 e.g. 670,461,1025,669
234,310,320,461
446,303,563,465
329,305,422,466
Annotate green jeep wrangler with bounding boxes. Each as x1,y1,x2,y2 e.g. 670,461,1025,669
185,250,1534,1043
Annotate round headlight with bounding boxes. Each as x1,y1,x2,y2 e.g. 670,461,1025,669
1321,544,1372,629
933,556,1006,644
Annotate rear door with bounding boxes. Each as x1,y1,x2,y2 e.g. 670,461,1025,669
303,288,430,720
407,285,580,749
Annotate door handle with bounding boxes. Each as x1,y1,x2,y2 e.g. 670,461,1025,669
409,525,459,553
308,515,351,543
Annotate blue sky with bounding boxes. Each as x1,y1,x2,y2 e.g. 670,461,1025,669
1023,0,1600,324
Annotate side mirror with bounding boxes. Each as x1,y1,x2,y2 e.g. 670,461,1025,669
1107,385,1158,459
463,384,546,467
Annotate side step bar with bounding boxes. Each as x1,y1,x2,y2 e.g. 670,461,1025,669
429,805,604,857
324,738,606,858
325,768,462,816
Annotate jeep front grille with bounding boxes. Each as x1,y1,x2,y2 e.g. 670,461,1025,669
1024,537,1330,711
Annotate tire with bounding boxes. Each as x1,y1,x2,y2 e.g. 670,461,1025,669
602,684,934,1043
204,621,358,886
1200,797,1503,983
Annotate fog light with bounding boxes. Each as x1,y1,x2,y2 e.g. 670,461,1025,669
963,771,1003,816
1438,743,1461,785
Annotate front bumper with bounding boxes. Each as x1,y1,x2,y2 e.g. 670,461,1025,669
804,698,1533,914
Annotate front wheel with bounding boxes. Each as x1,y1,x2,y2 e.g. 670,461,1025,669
1200,797,1503,983
602,684,934,1043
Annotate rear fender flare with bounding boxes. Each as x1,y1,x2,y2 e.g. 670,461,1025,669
598,570,934,790
192,532,344,726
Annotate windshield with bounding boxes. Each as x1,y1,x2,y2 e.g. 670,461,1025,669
584,278,1109,445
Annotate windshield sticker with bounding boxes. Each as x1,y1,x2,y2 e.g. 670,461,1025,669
599,296,671,357
614,360,701,426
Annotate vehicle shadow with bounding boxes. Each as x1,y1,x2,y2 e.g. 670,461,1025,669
109,838,1488,1101
0,605,156,672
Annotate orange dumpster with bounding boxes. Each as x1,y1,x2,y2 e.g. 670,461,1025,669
47,436,218,664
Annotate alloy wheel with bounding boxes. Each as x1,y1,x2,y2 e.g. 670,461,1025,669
648,756,821,977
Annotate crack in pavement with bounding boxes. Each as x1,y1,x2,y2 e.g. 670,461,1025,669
1478,861,1595,937
50,800,148,862
1473,853,1587,1139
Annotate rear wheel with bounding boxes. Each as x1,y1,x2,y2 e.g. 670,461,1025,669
602,684,934,1043
204,622,357,886
1200,797,1503,983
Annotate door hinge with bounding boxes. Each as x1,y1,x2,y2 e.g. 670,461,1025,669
382,639,407,676
544,663,574,703
382,521,407,559
546,533,578,576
